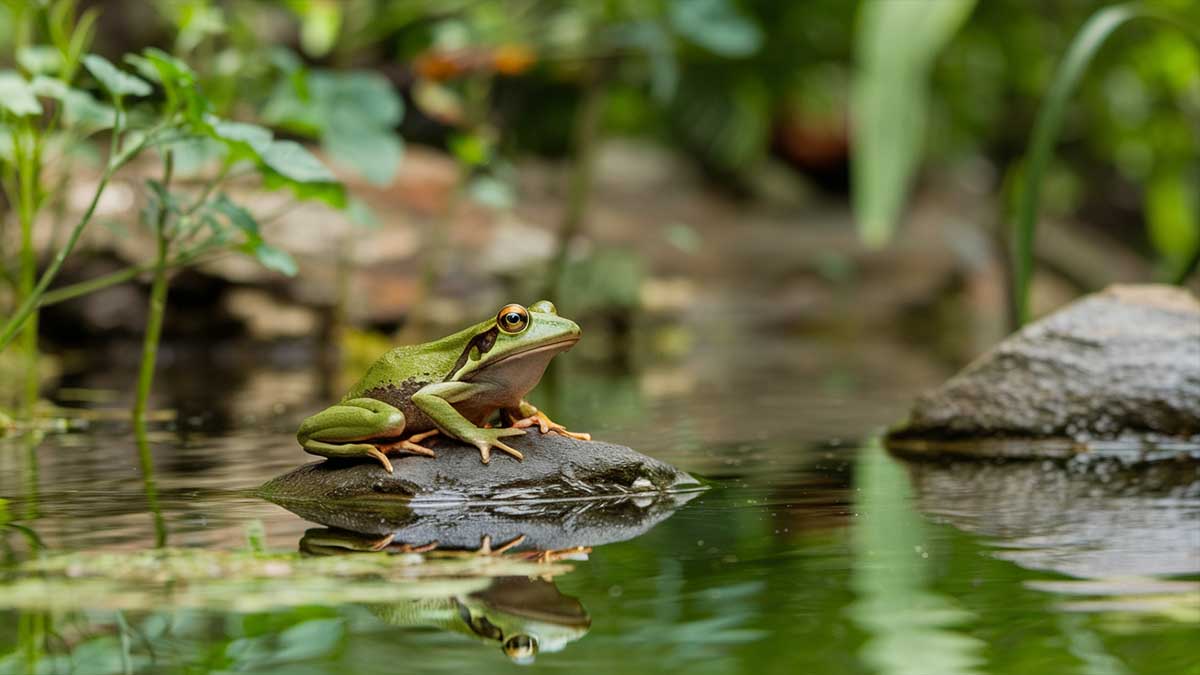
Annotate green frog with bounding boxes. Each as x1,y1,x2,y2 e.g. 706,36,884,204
297,300,589,472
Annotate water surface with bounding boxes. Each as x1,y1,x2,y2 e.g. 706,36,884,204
0,315,1195,674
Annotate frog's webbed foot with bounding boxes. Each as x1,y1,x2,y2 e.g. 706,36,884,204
465,427,526,464
376,429,440,464
510,410,591,441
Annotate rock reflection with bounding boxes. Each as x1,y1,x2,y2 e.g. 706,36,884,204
899,454,1200,615
282,488,699,662
301,527,591,663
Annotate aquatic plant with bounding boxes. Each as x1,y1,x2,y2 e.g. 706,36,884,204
1008,3,1200,325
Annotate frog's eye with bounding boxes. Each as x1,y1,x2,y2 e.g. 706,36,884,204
497,304,529,334
503,634,537,662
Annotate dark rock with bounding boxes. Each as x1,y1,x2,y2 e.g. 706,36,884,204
260,431,704,508
888,284,1200,459
263,433,704,553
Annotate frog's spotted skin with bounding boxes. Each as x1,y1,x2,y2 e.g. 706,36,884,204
296,301,590,471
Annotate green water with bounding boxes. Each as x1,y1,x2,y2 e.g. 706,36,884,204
0,319,1196,674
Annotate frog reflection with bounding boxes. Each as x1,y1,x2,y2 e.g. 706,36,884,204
370,575,591,663
299,527,591,663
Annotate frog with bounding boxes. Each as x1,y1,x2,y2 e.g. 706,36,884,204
296,300,590,472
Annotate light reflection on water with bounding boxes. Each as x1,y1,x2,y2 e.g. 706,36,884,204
0,326,1196,674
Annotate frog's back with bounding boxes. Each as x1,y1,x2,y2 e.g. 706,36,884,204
345,342,457,399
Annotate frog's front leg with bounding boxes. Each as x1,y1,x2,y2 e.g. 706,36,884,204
506,400,591,441
412,382,526,464
297,397,436,473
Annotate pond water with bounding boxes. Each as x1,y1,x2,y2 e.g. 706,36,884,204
0,304,1196,675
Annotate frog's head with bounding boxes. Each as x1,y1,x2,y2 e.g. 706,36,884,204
451,300,581,384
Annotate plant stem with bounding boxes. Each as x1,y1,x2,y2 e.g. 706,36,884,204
134,417,168,548
0,111,157,351
1009,3,1200,326
15,123,41,413
37,248,215,308
132,151,174,424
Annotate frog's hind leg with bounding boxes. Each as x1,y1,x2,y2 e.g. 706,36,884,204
298,397,426,472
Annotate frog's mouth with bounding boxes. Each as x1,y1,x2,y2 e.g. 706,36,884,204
486,337,579,368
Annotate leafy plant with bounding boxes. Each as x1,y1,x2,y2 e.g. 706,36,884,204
0,23,345,423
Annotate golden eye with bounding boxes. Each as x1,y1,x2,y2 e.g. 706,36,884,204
496,303,529,333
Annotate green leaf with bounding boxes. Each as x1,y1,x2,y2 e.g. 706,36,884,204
261,169,347,208
670,0,764,58
1146,166,1199,272
212,194,260,236
315,71,402,129
209,117,274,156
260,140,337,183
83,54,152,98
298,0,342,58
851,0,975,248
166,136,226,175
17,45,62,75
250,242,298,277
0,71,42,116
31,77,115,130
323,119,402,185
448,132,489,167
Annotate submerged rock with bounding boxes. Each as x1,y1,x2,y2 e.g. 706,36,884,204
260,432,703,508
888,284,1200,459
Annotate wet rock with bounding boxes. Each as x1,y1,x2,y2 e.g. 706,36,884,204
888,284,1200,458
259,432,704,511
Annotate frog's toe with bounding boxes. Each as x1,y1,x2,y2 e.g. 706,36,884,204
366,447,395,473
477,439,524,464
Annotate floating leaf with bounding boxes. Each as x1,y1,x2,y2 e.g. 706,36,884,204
0,71,42,116
83,53,152,98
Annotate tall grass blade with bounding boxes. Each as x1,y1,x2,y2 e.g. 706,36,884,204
1009,3,1200,325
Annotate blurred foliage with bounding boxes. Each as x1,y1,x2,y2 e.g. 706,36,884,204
852,0,975,248
1005,2,1200,324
